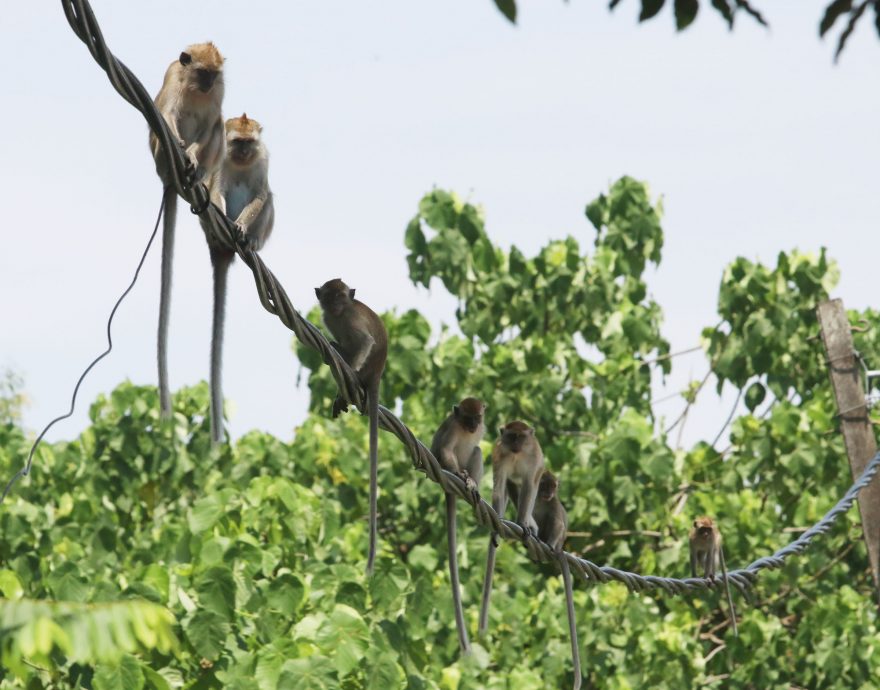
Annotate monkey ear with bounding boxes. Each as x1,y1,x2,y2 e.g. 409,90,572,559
314,287,322,299
179,51,193,66
498,426,505,437
349,289,356,300
453,405,460,416
527,428,535,436
693,520,698,528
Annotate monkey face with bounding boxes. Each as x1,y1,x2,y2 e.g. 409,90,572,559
501,430,530,452
228,137,257,165
195,68,218,92
315,279,353,316
538,471,559,500
454,407,482,433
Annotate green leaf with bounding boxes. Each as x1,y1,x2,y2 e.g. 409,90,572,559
316,604,369,677
195,566,236,620
745,381,767,412
265,573,305,616
93,654,145,690
711,0,734,27
494,0,517,23
278,657,339,689
639,0,666,21
185,609,230,660
674,0,699,29
47,562,88,602
820,0,852,35
188,494,224,533
0,570,24,599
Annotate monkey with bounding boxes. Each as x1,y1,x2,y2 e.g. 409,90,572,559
149,42,226,419
430,397,487,655
478,420,545,636
315,279,388,575
199,114,275,445
689,516,738,637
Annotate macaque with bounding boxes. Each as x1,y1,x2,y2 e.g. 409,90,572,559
199,114,275,445
150,43,226,418
430,397,486,654
689,516,738,637
510,471,582,690
315,279,388,575
478,421,545,636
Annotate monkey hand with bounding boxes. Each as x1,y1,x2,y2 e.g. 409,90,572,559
519,523,535,543
331,395,349,418
458,470,480,500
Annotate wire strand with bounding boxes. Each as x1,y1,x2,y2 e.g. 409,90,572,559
0,195,165,505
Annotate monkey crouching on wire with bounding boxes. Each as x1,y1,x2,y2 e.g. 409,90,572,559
689,515,738,637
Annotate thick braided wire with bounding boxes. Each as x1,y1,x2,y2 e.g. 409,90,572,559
60,0,880,598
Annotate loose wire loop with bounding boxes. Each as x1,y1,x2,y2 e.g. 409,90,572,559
39,0,880,598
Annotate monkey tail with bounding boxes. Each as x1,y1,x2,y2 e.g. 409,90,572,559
478,537,497,636
157,186,177,418
366,380,379,576
209,250,232,446
720,548,738,637
446,493,471,654
560,553,582,690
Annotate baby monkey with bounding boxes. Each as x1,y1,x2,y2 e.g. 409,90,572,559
431,397,486,655
689,516,738,637
316,279,388,575
150,42,226,418
507,471,582,690
200,114,275,445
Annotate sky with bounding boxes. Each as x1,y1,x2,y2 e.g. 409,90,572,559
1,0,878,451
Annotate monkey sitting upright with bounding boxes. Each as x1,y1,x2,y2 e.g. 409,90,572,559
431,397,486,655
150,43,226,419
199,114,275,445
689,515,738,637
478,420,545,637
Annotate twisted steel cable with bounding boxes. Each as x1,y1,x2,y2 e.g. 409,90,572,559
56,0,880,599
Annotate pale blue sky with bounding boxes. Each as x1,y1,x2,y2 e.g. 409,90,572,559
1,1,877,448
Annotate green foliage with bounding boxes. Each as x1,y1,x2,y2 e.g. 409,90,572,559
493,0,878,61
3,178,880,688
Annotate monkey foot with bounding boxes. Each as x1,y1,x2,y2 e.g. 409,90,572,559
332,396,349,419
490,533,500,549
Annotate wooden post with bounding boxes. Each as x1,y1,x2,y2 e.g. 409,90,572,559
817,299,880,602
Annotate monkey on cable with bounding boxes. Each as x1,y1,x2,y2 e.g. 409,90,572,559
478,420,545,636
509,470,582,690
689,515,738,637
150,43,226,419
315,279,388,575
430,397,487,655
199,114,275,445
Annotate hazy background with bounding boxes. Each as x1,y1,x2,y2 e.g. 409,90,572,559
1,1,877,449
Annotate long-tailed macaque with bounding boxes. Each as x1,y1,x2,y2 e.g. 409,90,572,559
430,397,486,654
199,114,274,445
509,471,582,690
315,279,388,575
150,42,226,418
689,516,738,637
478,421,544,636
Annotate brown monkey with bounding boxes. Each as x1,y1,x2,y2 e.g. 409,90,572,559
150,43,226,418
510,471,582,690
430,397,486,654
689,516,738,637
315,279,388,575
200,114,275,445
478,421,544,636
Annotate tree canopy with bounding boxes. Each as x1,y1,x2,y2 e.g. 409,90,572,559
2,177,879,689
